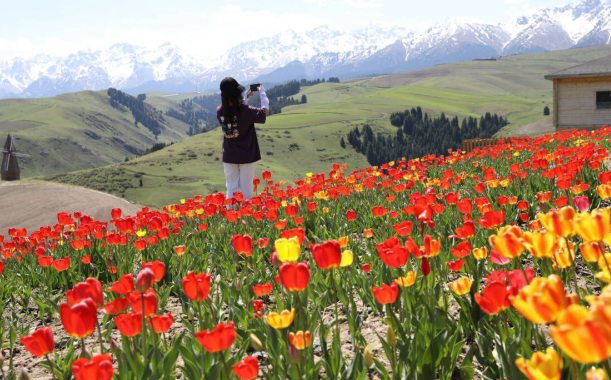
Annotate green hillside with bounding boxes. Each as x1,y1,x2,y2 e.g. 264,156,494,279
0,90,191,177
43,45,611,207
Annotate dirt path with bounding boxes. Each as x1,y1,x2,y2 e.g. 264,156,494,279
0,181,142,234
514,116,554,136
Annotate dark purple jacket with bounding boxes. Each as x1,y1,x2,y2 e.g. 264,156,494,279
217,104,266,164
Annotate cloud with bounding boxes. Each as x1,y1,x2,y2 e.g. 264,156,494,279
301,0,390,7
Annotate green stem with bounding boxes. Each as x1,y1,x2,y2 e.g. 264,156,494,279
220,351,232,380
45,354,58,380
568,357,580,380
96,320,104,354
141,296,148,358
329,270,341,341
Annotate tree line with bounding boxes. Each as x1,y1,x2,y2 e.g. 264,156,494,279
347,106,508,166
107,88,164,136
165,99,217,136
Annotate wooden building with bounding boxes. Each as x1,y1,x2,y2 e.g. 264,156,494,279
545,56,611,130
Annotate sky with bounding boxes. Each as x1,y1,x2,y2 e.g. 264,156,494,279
0,0,577,61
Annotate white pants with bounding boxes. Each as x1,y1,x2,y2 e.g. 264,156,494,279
223,162,256,200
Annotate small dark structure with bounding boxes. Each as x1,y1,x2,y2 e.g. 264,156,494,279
1,134,29,181
462,138,499,153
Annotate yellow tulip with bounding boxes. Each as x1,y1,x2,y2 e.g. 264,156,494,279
521,231,557,258
552,239,575,269
340,250,354,267
472,247,488,260
515,348,562,380
275,237,300,263
537,207,575,237
509,275,566,324
596,254,611,283
449,277,472,296
395,272,416,287
136,229,147,238
265,309,295,329
575,209,610,242
597,184,611,199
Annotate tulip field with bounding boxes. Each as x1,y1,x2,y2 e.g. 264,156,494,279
7,127,611,380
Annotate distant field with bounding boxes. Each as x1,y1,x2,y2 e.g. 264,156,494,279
43,45,611,207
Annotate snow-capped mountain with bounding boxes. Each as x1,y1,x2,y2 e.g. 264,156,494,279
2,0,611,99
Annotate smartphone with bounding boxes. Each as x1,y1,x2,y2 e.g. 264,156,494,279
250,83,261,92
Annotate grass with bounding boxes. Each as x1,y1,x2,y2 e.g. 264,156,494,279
0,90,191,177
40,45,611,207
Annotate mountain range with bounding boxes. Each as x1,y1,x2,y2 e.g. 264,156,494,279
1,0,611,98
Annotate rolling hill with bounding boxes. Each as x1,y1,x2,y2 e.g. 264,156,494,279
42,45,611,207
0,90,193,177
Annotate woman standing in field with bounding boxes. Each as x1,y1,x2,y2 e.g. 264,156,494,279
217,77,269,202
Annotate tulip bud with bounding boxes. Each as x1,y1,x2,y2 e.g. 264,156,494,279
136,267,155,292
387,325,397,348
364,346,374,368
288,344,301,363
187,307,194,321
0,350,4,367
235,279,243,292
19,369,30,380
250,333,263,351
270,251,281,268
110,338,120,354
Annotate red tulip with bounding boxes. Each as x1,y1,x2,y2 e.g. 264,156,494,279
450,241,471,258
379,244,410,268
232,234,253,257
148,312,174,333
195,322,237,353
133,239,147,251
372,206,387,217
474,282,510,315
362,264,371,273
446,259,465,271
102,297,128,315
232,356,259,380
20,326,54,357
252,283,273,297
182,271,211,301
257,238,269,248
346,210,357,221
393,221,413,236
372,283,399,304
127,289,158,317
107,274,134,295
136,267,155,292
312,240,342,270
279,262,310,292
60,298,97,338
142,260,165,282
114,312,143,337
72,354,114,380
38,256,53,267
280,227,306,245
66,278,104,308
51,257,70,272
450,220,475,239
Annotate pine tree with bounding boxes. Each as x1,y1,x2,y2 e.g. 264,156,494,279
301,94,307,104
340,137,346,149
543,106,550,116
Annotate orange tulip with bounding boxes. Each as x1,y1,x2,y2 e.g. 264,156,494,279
489,225,524,259
232,356,258,380
449,277,472,296
537,207,575,238
596,253,611,283
597,184,611,199
521,231,557,258
587,368,609,380
580,241,603,262
289,330,311,350
510,275,566,324
515,348,562,380
574,209,610,242
372,283,399,304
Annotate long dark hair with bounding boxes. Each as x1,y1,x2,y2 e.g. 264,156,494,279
220,77,244,124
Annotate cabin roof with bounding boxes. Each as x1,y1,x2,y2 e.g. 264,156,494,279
545,55,611,80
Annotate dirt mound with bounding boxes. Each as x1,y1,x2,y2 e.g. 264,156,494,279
0,181,142,234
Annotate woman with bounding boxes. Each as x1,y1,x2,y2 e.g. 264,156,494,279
216,77,269,202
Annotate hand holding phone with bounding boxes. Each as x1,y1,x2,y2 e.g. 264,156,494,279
250,83,261,92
